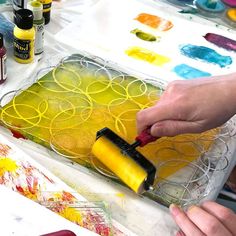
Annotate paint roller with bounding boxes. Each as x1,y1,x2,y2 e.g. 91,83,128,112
92,127,158,194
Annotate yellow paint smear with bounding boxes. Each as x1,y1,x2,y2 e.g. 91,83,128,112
116,192,125,198
0,157,18,176
135,13,173,31
59,207,83,225
125,46,170,66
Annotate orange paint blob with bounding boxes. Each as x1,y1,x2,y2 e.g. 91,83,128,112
135,13,173,31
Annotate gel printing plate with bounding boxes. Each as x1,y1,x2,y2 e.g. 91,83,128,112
0,54,233,206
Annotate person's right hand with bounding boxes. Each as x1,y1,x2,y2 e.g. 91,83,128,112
137,73,236,137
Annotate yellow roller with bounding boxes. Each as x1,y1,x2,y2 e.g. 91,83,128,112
92,127,156,194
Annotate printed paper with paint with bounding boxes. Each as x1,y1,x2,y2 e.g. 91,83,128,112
0,133,128,236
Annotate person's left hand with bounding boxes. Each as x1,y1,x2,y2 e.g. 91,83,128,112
170,201,236,236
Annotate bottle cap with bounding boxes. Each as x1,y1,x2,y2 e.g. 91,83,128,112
222,0,236,7
27,1,43,21
0,33,4,48
15,9,34,30
226,8,236,23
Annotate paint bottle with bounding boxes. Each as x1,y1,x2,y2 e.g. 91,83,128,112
0,33,7,84
221,0,236,8
13,0,28,11
27,1,44,55
225,8,236,27
0,0,7,4
196,0,226,17
13,0,29,22
13,9,35,64
39,0,52,24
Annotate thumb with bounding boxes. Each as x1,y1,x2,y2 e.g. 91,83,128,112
150,120,203,137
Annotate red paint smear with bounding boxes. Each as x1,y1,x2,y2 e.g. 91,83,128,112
10,129,26,139
61,191,76,202
16,185,24,193
83,212,111,235
0,143,11,156
26,176,39,194
39,170,55,183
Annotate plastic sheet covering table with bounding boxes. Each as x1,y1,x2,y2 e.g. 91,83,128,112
1,0,236,235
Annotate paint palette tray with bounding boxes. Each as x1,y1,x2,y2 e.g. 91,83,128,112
154,0,236,29
0,53,236,207
55,0,236,84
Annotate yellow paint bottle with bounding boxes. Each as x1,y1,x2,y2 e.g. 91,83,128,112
13,9,35,64
39,0,52,24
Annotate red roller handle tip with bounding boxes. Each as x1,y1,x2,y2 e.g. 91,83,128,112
135,129,158,147
41,230,76,236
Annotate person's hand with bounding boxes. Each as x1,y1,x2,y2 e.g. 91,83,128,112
137,73,236,137
170,201,236,236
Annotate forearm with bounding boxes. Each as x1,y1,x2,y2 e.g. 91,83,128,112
221,72,236,101
217,72,236,116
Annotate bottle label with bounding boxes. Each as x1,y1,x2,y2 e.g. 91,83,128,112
40,0,52,13
35,23,44,55
0,55,7,83
14,38,31,60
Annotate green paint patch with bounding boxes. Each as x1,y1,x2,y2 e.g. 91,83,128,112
131,29,158,42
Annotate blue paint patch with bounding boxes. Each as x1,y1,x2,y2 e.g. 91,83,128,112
180,44,232,68
173,64,211,79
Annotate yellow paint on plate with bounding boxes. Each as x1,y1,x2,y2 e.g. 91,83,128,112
125,46,170,66
116,192,125,198
0,57,217,190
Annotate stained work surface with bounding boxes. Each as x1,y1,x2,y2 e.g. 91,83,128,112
0,55,219,205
